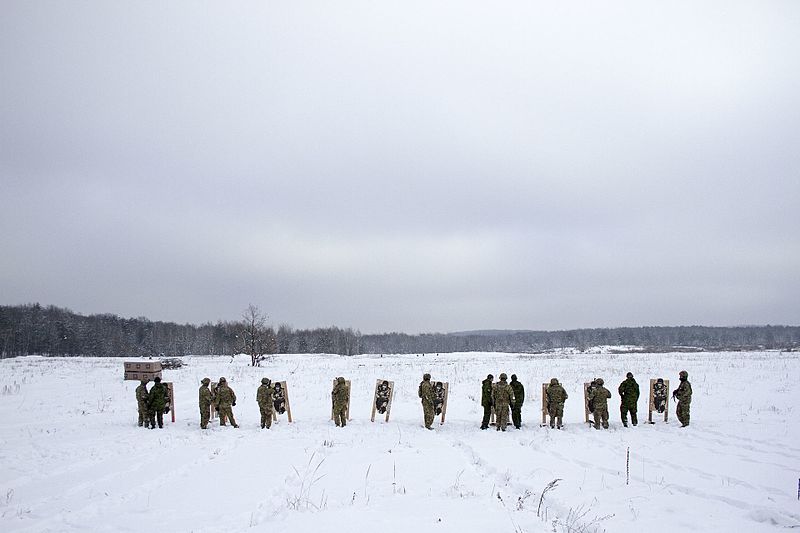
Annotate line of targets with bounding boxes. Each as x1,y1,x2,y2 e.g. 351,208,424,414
486,378,673,427
205,376,670,427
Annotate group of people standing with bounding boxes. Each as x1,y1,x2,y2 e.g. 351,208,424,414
480,371,693,431
135,370,693,431
135,376,169,429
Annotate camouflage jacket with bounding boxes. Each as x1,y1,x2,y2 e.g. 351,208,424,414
546,384,568,405
256,384,274,407
148,383,168,410
332,382,349,405
418,380,434,405
199,385,212,407
492,382,515,407
674,380,692,403
588,385,611,409
136,384,149,405
510,380,525,406
481,378,493,406
618,378,640,407
216,384,236,407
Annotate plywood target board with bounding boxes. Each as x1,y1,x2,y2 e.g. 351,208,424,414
165,382,175,423
371,379,394,422
330,379,352,421
432,380,449,425
541,383,548,426
648,378,670,423
271,381,292,423
583,382,593,424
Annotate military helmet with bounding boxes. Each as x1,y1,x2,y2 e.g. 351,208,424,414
626,372,633,379
487,374,494,380
679,370,688,379
423,373,431,380
550,378,558,385
201,377,210,385
154,376,161,383
337,377,345,384
510,374,517,381
499,373,507,381
219,377,226,382
261,377,270,384
595,378,604,386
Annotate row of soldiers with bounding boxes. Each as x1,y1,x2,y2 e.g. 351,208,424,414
137,371,692,430
480,371,693,430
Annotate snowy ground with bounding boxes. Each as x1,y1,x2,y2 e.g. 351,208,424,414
1,351,799,532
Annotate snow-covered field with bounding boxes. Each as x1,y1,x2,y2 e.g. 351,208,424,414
1,351,798,532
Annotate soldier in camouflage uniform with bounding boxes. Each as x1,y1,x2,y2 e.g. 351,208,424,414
418,373,435,429
588,377,611,429
492,373,515,432
618,372,640,427
331,377,349,427
257,377,275,429
509,374,524,429
480,374,494,430
216,377,239,428
136,379,150,428
545,378,568,429
147,376,168,429
199,377,212,429
672,370,692,427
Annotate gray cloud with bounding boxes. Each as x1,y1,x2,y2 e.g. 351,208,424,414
2,1,799,333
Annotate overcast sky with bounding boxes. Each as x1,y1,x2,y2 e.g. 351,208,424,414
1,1,799,334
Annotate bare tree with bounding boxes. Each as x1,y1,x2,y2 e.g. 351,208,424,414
240,304,268,366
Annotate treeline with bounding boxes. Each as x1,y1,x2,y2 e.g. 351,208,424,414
0,304,361,358
360,326,800,354
1,303,798,359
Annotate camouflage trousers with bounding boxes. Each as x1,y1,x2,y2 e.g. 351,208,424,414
138,402,149,427
259,404,273,429
676,400,691,426
422,401,435,428
620,404,638,426
593,406,609,429
333,404,347,427
548,403,564,428
495,403,510,431
219,405,238,427
199,403,211,429
511,405,522,428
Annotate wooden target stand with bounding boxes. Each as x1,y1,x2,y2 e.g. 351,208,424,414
371,379,395,422
330,379,352,422
648,378,670,424
540,383,548,426
432,380,449,425
271,381,293,423
165,382,175,423
583,382,593,424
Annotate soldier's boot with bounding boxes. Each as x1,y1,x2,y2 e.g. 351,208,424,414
556,416,563,429
631,413,638,426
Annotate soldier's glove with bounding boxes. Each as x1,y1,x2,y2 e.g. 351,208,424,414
164,407,170,414
232,401,236,406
